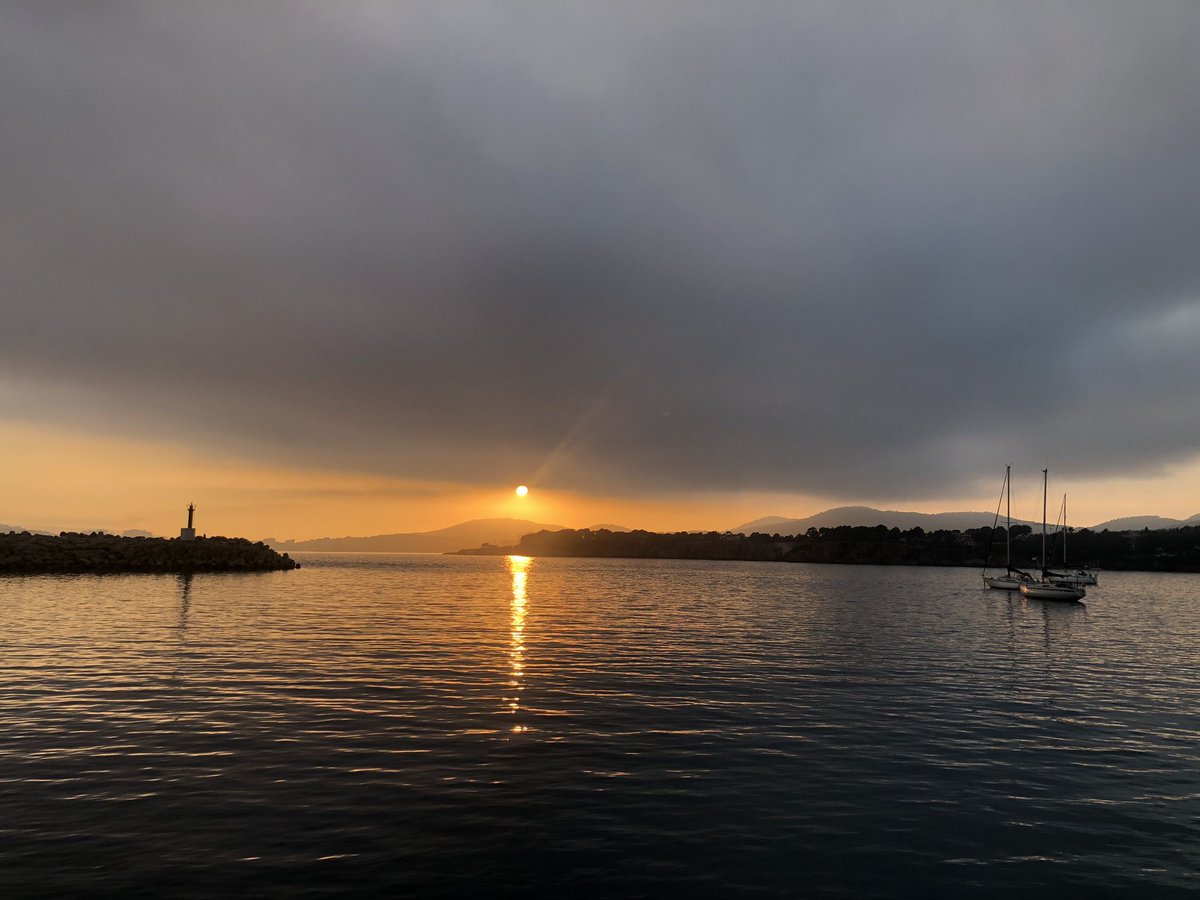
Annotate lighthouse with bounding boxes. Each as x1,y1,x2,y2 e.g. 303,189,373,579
180,503,196,541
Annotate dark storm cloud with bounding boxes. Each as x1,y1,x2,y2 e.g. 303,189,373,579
3,2,1200,499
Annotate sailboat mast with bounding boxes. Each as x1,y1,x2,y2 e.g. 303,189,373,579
1041,468,1048,573
1063,494,1068,566
1005,465,1011,569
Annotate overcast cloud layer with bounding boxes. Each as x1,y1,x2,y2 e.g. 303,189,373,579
3,2,1199,501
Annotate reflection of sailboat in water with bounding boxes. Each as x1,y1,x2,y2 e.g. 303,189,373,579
1039,598,1084,654
505,555,531,734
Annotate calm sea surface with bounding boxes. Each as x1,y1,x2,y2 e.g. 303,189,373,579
1,554,1198,897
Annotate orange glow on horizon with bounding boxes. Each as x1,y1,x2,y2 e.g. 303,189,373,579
3,419,1200,541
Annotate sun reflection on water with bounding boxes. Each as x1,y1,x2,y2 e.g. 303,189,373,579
506,555,531,733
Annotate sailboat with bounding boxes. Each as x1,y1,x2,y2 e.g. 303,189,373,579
1020,468,1087,602
1043,494,1100,586
981,465,1033,590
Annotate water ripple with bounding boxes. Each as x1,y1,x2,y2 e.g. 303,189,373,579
1,558,1198,896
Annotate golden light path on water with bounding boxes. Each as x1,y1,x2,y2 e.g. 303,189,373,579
3,558,1200,895
506,555,531,733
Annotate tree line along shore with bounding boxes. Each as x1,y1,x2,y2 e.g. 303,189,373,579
456,524,1200,573
0,532,298,574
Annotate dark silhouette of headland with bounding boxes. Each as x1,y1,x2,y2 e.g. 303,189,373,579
0,505,297,574
455,524,1200,573
0,532,298,574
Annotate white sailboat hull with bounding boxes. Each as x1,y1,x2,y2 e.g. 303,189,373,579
983,574,1026,590
1020,581,1086,602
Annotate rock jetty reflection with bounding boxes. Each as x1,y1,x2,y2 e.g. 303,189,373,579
0,531,297,574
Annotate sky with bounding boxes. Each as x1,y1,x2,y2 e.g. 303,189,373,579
3,2,1200,540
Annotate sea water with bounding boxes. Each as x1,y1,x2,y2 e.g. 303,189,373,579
1,555,1197,897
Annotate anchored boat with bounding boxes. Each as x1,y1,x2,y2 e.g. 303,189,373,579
1019,468,1086,602
1042,494,1100,586
981,465,1033,590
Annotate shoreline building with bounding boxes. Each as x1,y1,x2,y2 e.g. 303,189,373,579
180,503,196,541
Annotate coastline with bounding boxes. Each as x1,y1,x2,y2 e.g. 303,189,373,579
452,525,1200,574
0,532,298,574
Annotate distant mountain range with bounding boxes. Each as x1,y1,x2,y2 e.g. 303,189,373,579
1,522,55,536
7,509,1198,553
1088,513,1200,531
1,523,155,537
734,516,798,532
731,506,1036,535
732,506,1200,535
274,518,572,553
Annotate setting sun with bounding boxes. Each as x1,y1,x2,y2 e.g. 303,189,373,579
515,485,529,497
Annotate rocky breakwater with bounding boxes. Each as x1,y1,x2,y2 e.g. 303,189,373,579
0,532,299,574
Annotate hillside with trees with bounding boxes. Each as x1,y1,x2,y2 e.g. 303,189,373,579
457,524,1200,573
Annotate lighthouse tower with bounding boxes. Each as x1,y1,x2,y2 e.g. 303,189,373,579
180,503,196,541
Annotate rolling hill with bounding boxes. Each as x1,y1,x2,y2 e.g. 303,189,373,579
1087,514,1200,532
274,518,567,553
734,506,1200,535
732,506,1037,535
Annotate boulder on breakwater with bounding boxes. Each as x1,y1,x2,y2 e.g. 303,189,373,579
0,531,298,574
